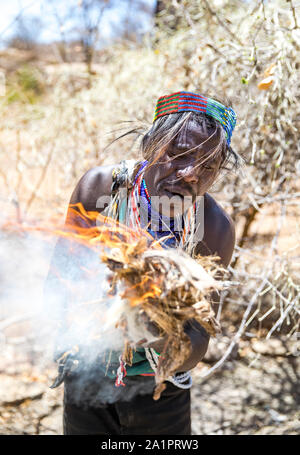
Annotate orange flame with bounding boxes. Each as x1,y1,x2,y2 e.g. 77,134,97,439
2,202,163,312
3,202,160,252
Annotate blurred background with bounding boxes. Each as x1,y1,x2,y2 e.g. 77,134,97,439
0,0,299,435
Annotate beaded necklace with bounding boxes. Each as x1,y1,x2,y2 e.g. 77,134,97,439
136,163,185,248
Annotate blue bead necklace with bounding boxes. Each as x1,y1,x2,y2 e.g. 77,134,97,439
139,176,181,248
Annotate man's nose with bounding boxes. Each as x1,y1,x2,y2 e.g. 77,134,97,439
176,165,199,183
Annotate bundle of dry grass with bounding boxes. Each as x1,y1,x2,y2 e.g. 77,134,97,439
101,235,222,399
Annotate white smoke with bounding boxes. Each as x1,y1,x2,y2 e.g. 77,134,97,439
0,229,120,362
0,225,157,406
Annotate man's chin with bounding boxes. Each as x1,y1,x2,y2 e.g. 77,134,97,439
159,199,193,218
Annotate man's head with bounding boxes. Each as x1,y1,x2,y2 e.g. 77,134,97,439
142,94,239,211
141,92,240,217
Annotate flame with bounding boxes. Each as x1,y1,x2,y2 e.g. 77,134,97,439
129,287,162,307
1,202,169,356
257,62,276,91
2,202,163,311
2,201,159,252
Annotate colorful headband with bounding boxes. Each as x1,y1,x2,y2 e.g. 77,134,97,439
153,91,237,145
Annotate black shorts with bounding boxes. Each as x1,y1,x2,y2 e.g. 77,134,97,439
63,381,191,435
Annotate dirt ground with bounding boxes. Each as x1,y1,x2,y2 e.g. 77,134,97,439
0,333,298,435
192,337,299,435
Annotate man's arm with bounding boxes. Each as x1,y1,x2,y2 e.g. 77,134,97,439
44,166,114,357
154,196,235,373
178,196,235,371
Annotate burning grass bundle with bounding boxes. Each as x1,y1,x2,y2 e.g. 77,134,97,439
101,233,222,399
52,204,224,398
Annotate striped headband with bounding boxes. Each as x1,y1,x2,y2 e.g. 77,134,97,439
153,91,237,145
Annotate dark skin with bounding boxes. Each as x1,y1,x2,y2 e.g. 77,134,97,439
61,119,235,372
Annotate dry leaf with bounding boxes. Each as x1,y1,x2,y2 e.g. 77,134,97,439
258,76,274,90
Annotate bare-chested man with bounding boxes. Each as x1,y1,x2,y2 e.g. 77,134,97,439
47,91,239,435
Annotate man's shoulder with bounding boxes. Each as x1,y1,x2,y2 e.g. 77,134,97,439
204,193,234,232
196,193,235,267
79,164,116,195
70,164,116,211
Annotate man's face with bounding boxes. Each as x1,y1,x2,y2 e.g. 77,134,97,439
144,118,223,215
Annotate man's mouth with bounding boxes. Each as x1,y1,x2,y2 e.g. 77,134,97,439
165,188,192,199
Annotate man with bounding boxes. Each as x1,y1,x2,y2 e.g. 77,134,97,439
47,91,238,435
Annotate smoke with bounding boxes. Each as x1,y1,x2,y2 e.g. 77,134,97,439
0,224,157,406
